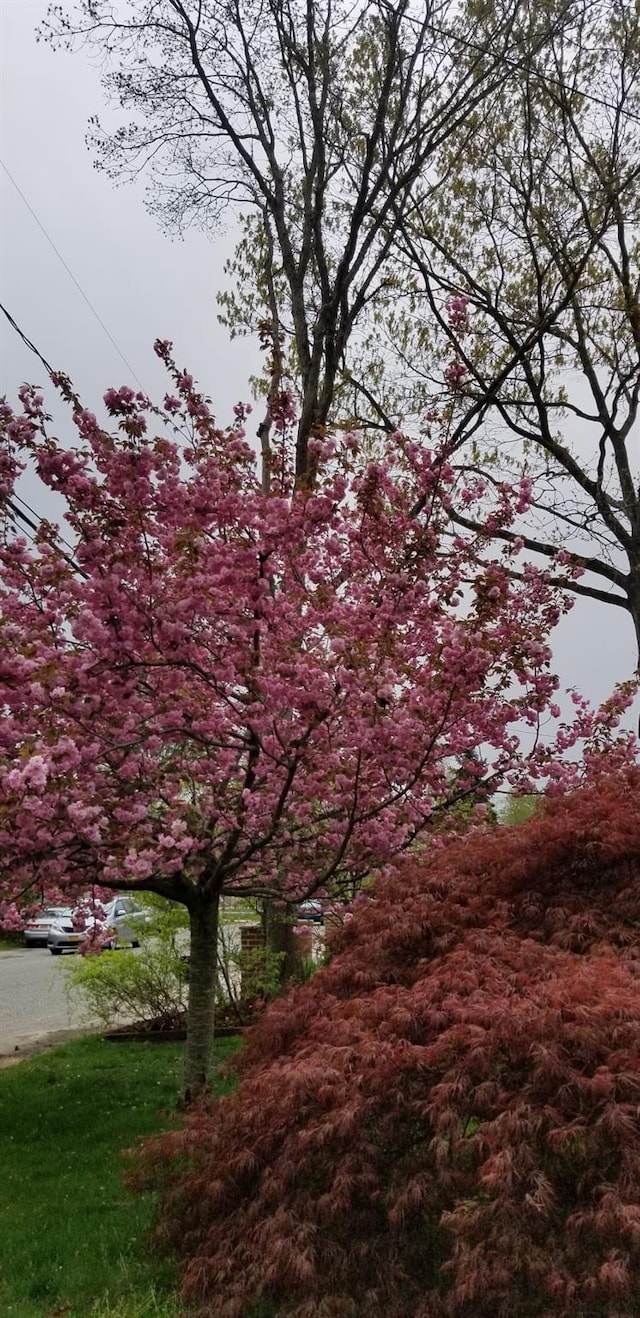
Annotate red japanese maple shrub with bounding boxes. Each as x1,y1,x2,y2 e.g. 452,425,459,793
137,771,640,1317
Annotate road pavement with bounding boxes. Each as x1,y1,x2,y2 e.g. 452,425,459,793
0,945,110,1058
0,920,322,1061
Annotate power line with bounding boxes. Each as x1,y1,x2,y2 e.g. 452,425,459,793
0,301,87,576
3,494,87,579
1,158,147,391
13,490,78,556
0,300,54,376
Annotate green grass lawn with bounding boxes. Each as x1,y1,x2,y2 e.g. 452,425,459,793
0,1034,241,1318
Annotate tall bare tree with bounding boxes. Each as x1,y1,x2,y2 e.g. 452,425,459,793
380,0,640,658
46,0,546,485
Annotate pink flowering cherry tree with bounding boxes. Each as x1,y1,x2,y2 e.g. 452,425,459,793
0,344,631,1100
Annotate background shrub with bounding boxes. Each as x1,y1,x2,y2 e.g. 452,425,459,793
66,897,189,1030
68,897,285,1031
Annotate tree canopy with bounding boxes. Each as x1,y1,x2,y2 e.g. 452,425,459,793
44,0,541,479
385,0,640,653
4,347,621,1095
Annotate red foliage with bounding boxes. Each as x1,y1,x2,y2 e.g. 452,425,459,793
137,771,640,1316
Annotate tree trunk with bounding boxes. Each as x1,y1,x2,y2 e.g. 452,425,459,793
628,565,640,670
626,566,640,735
264,899,303,986
182,892,220,1106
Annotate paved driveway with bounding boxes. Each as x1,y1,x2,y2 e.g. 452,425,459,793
0,945,107,1058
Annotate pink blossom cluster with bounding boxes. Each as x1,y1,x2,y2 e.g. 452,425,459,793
444,359,468,390
515,475,534,515
268,388,297,433
17,384,45,418
445,293,470,334
470,475,536,536
442,294,470,394
461,477,487,506
103,385,142,415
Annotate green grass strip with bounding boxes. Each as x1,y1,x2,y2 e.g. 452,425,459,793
0,1034,240,1317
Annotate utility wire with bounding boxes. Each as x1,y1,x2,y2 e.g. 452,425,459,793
13,489,78,555
1,158,147,391
0,300,55,376
0,301,87,576
3,493,88,578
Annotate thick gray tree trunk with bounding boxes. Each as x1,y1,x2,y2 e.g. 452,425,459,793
182,892,220,1105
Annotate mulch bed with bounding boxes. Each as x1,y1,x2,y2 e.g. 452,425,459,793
103,1007,255,1043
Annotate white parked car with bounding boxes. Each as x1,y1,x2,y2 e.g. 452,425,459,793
47,897,151,955
23,907,71,947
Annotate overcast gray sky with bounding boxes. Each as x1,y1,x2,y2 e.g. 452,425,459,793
1,0,258,411
0,0,636,725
